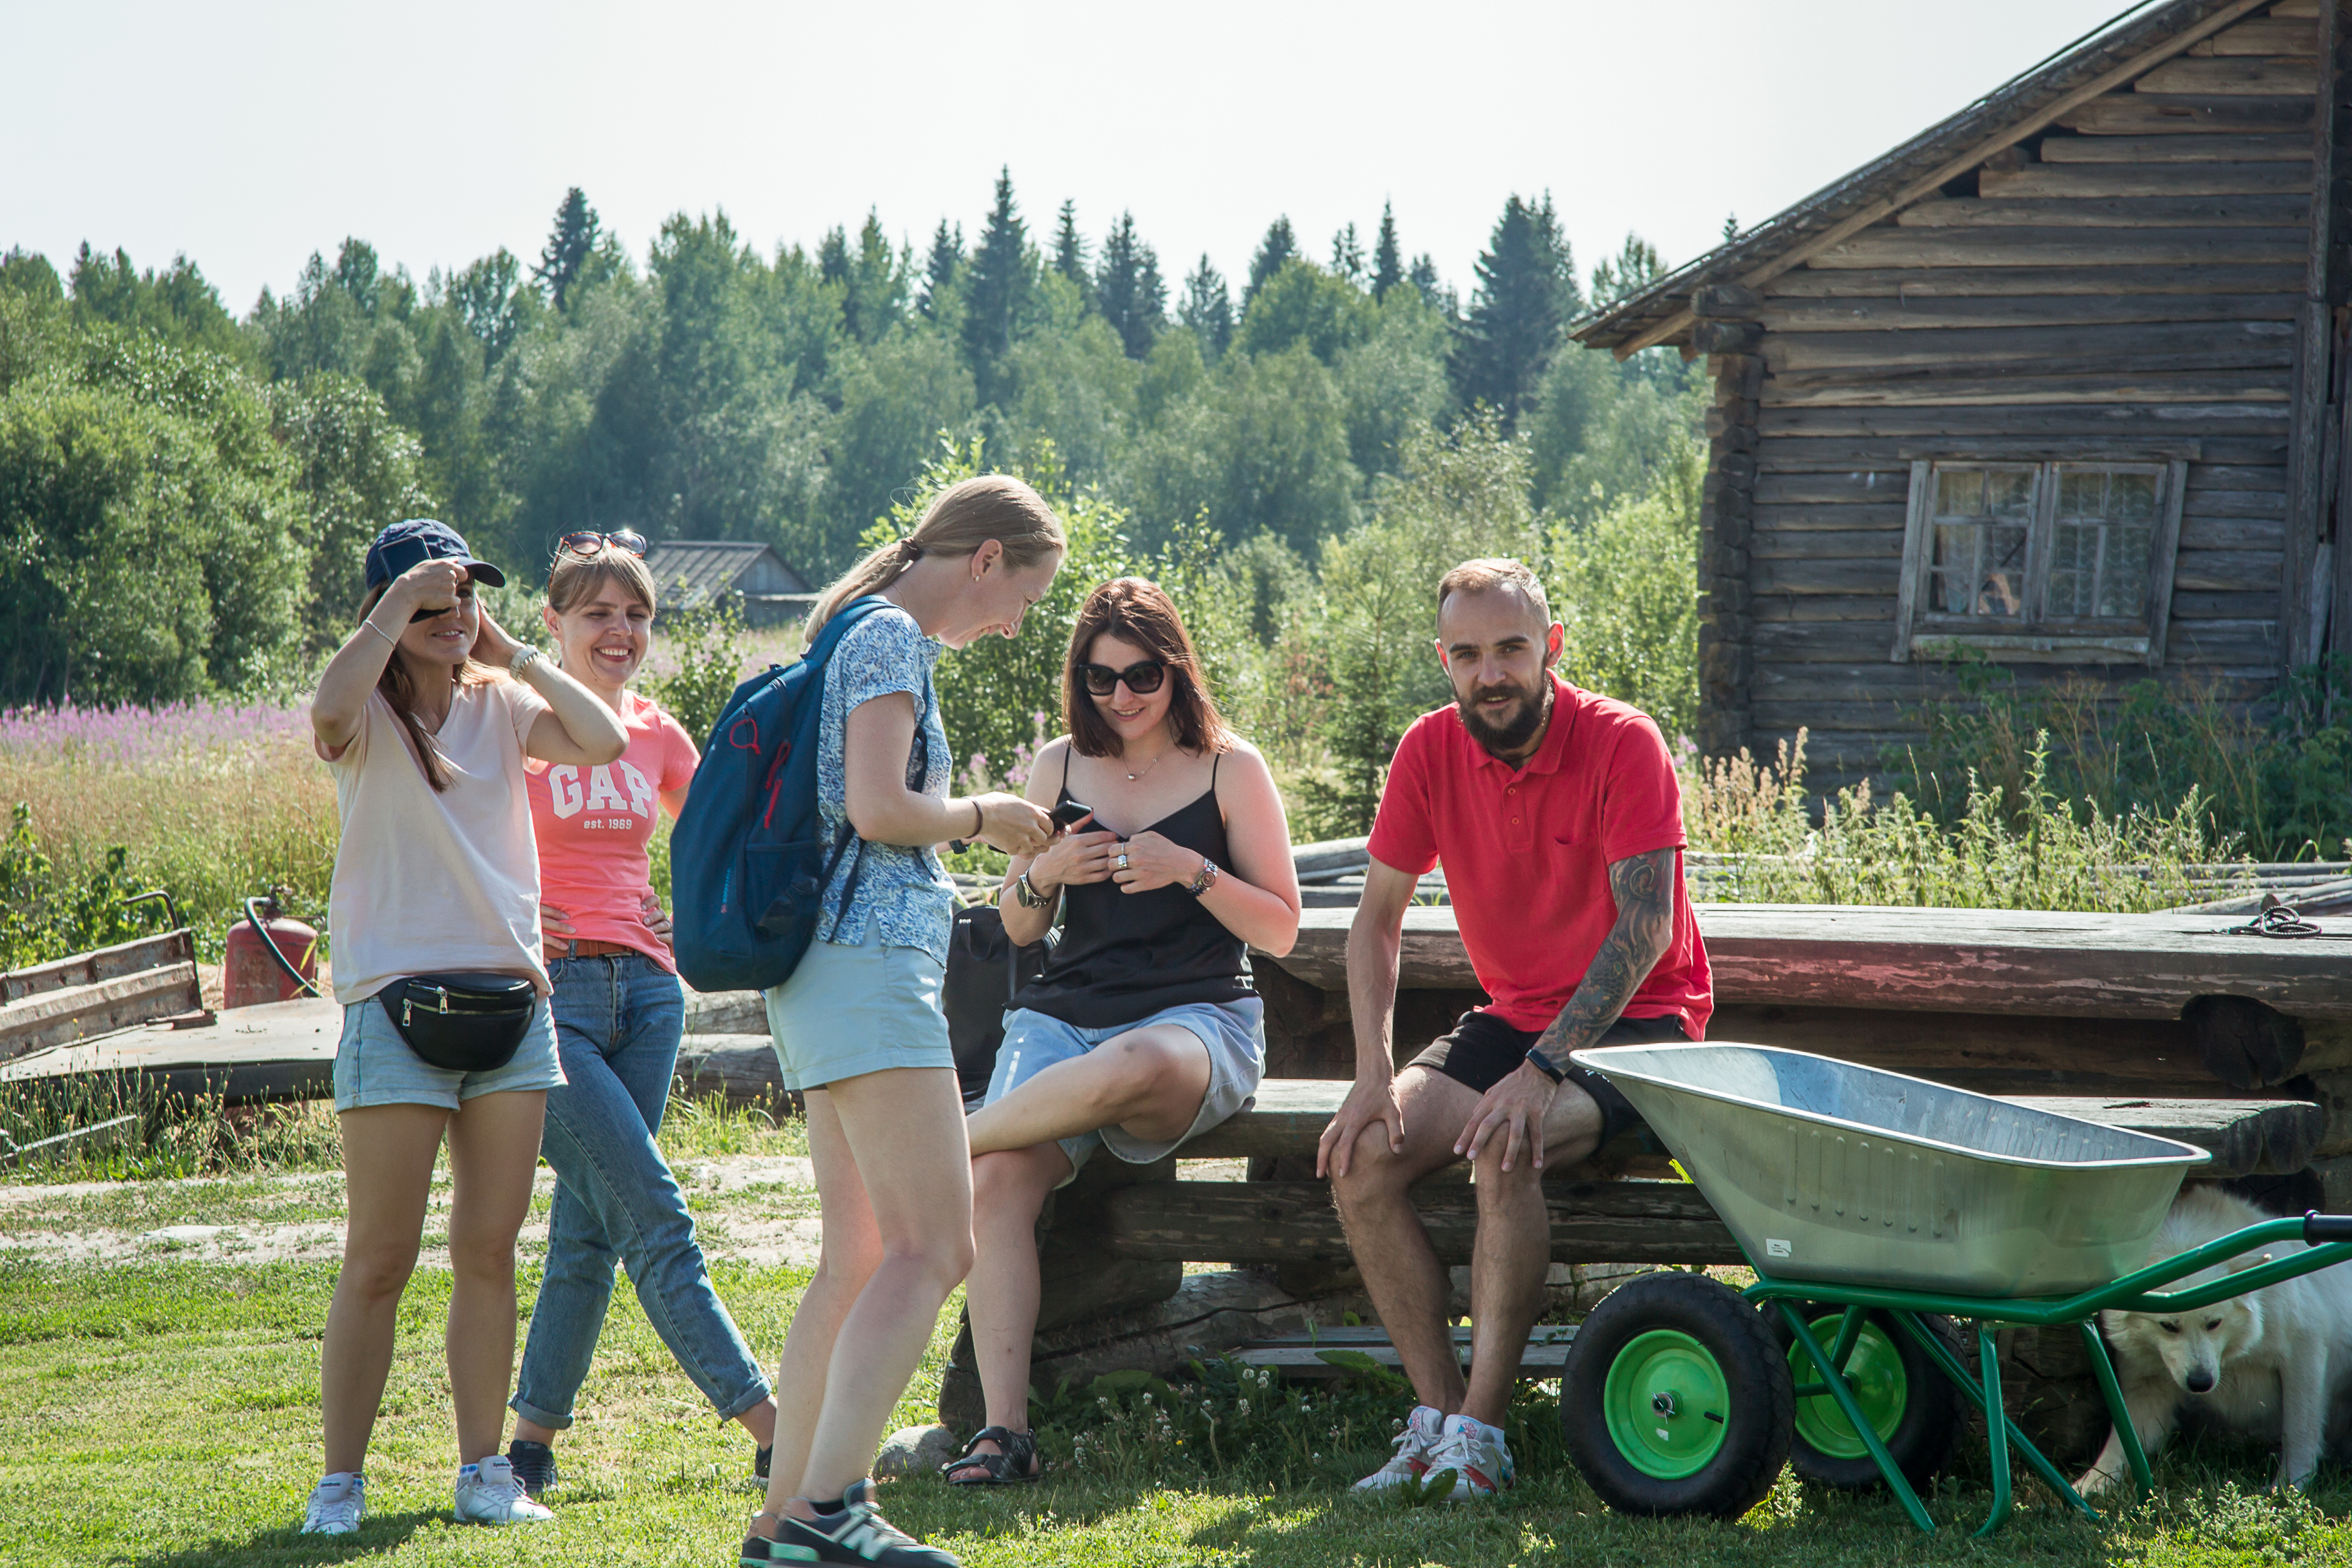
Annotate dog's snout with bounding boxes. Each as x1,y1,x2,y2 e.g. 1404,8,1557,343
2186,1370,2216,1394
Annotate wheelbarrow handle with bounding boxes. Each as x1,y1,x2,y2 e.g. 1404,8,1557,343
2304,1212,2352,1245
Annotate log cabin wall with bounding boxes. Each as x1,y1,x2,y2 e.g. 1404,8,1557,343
1579,0,2352,793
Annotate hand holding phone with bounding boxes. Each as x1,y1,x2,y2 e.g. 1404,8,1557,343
1050,799,1096,830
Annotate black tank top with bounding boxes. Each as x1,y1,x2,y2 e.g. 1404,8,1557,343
1010,753,1255,1028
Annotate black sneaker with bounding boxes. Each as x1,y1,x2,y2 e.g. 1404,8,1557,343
756,1480,957,1566
506,1439,559,1499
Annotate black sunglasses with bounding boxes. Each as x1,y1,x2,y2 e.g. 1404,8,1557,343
556,529,648,561
1078,660,1166,697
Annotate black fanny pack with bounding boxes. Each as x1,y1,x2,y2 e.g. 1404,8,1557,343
377,973,538,1072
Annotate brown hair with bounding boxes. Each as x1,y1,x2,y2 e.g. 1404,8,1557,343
355,584,501,793
545,549,658,679
802,474,1066,646
1064,578,1232,760
1437,557,1552,629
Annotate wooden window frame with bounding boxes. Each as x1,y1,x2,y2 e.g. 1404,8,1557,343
1889,456,2188,667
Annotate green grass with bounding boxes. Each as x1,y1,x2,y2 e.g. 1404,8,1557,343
1,1243,2349,1566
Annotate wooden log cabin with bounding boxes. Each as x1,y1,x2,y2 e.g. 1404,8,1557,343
1572,0,2352,790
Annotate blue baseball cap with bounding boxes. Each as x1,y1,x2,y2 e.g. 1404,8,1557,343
363,518,507,592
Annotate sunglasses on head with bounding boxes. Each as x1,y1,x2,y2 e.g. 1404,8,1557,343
1078,660,1167,697
556,529,648,562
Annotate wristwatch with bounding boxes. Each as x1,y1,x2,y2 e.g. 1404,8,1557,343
508,645,543,677
1523,1046,1567,1084
1186,858,1221,896
1013,871,1057,910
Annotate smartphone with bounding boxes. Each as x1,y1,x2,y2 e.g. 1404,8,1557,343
1050,799,1095,829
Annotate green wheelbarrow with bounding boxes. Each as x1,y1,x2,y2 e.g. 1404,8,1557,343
1556,1041,2352,1536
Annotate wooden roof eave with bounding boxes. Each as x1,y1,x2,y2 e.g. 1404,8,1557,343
1572,0,2276,360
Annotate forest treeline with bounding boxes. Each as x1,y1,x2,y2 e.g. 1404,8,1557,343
0,173,1703,829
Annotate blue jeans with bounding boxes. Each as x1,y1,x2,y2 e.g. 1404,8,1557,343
511,952,771,1430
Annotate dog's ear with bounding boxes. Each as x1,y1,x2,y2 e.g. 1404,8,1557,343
2226,1253,2273,1274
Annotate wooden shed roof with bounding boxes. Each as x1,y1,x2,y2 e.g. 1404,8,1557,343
643,540,810,606
1573,0,2287,355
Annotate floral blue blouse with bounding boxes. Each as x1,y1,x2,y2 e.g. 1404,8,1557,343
815,605,957,964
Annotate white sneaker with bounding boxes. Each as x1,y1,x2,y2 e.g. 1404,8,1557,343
1428,1414,1515,1499
454,1454,555,1525
301,1471,366,1534
1353,1404,1447,1491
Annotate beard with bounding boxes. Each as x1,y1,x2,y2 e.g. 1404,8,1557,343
1457,677,1548,753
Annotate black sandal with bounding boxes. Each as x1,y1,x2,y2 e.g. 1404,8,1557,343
941,1425,1041,1485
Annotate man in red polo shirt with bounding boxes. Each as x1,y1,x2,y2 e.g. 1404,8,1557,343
1316,557,1711,1500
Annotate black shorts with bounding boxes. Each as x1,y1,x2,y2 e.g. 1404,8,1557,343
1407,1010,1689,1145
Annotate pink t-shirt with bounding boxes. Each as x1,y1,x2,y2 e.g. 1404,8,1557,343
524,690,699,970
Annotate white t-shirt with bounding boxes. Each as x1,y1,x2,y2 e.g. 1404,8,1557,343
321,679,553,1005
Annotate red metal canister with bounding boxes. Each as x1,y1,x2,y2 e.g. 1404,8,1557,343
225,892,318,1009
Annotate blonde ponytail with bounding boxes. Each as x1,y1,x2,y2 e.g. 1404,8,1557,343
803,475,1066,645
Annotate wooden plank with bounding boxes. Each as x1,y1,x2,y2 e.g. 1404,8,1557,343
1757,622,1920,660
1894,194,2309,227
2170,589,2282,617
1978,162,2312,198
1751,595,1896,624
2055,95,2313,135
1765,263,2305,296
1751,530,1905,561
2038,132,2313,161
2191,17,2319,55
2186,464,2289,491
1752,471,1909,504
1235,1329,1575,1379
1764,320,2297,375
2179,516,2286,550
0,995,344,1102
1758,292,2301,331
1761,370,2291,408
1261,905,2352,1020
1758,404,2290,437
2147,457,2193,665
2134,56,2319,94
1754,557,1902,596
2165,619,2282,663
1806,226,2307,269
1762,437,2277,466
2,930,195,1004
1100,1178,1741,1267
0,967,205,1060
2174,546,2285,589
1752,502,1910,530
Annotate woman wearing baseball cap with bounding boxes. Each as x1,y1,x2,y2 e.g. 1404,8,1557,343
300,519,628,1536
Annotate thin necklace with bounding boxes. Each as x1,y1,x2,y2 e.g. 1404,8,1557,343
1124,744,1173,783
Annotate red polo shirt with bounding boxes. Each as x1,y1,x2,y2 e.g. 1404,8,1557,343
1366,676,1711,1039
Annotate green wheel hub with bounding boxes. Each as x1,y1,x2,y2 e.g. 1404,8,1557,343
1788,1315,1909,1459
1603,1329,1732,1479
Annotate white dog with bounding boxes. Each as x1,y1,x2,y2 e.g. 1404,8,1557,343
2074,1186,2352,1496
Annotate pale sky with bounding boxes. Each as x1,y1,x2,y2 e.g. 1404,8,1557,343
4,0,2150,313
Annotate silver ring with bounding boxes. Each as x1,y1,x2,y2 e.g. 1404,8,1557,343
1116,852,1130,869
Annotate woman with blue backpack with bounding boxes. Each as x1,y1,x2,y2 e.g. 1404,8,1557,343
739,475,1064,1568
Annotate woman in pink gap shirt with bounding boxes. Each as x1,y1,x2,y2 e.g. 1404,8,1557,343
499,535,779,1501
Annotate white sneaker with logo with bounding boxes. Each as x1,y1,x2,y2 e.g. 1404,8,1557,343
453,1454,555,1525
1427,1414,1515,1499
301,1471,366,1535
1352,1404,1448,1491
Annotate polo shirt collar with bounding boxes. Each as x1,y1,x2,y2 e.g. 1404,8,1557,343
1468,674,1578,778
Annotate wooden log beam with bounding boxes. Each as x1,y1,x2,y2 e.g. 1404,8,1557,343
2,930,197,1005
1892,194,2309,227
1758,293,2300,331
1757,403,2290,438
1763,320,2297,375
1806,226,2307,270
1260,906,2352,1020
1765,262,2305,296
2056,94,2313,135
1102,1178,1742,1267
0,963,205,1061
1759,369,2290,408
2192,17,2319,55
1978,162,2312,198
1186,1076,2325,1178
2133,56,2319,94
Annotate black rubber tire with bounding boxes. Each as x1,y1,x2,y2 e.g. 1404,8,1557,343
1560,1270,1795,1519
1770,1305,1964,1491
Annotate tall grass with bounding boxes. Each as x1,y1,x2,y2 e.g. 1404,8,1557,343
1683,729,2244,911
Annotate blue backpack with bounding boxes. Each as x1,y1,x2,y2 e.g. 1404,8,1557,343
669,596,894,993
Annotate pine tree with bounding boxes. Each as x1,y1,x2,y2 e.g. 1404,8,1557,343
1053,200,1089,291
1373,202,1403,300
1450,193,1577,427
920,219,963,316
1246,217,1297,304
817,226,851,284
1095,212,1164,358
962,167,1031,405
1330,224,1365,285
1589,232,1667,309
533,187,601,310
1179,255,1232,356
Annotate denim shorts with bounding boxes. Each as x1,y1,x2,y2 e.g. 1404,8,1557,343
332,994,565,1112
986,997,1265,1186
763,924,952,1092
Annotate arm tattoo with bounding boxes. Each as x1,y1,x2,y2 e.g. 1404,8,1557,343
1529,846,1679,1068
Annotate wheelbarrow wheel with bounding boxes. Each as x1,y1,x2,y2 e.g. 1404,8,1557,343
1561,1270,1793,1518
1771,1306,1963,1491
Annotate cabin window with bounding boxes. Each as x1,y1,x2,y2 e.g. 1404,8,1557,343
1891,458,2187,666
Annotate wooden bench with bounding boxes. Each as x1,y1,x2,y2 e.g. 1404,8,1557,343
0,931,206,1063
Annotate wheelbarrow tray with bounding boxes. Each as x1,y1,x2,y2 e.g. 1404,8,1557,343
1571,1042,2210,1297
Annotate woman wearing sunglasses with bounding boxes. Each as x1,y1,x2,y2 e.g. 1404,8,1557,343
496,530,782,1501
942,577,1301,1486
302,519,628,1536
